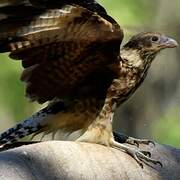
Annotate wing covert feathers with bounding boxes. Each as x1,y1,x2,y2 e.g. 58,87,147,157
0,2,123,103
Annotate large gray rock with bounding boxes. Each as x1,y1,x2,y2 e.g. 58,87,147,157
0,141,179,180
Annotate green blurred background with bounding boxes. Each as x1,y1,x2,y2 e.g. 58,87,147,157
0,0,179,147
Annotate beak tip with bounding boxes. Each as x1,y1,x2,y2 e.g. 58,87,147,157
166,38,178,48
172,40,178,47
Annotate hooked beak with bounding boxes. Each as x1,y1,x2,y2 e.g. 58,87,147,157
160,36,178,48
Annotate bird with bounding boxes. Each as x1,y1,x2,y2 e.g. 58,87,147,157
0,0,178,167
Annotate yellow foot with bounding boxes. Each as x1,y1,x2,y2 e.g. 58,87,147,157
76,130,162,168
110,139,162,168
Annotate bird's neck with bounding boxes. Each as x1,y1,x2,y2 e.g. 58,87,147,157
121,49,142,68
109,48,154,106
120,48,154,75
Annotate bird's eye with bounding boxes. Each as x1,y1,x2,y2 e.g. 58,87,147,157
151,36,159,42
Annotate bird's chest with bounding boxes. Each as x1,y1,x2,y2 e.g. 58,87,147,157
107,66,143,104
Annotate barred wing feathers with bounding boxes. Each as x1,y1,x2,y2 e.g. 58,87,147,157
0,2,123,103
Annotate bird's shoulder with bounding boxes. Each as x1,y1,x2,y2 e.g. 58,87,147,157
0,0,124,103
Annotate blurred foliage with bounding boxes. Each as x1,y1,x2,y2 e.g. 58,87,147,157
0,54,25,120
100,0,156,25
153,109,180,147
0,0,179,147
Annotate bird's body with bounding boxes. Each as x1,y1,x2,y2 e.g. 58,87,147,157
0,0,177,166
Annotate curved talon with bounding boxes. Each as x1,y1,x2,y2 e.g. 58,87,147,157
135,141,139,147
126,138,139,147
110,140,162,168
155,161,163,167
137,151,162,167
141,151,151,157
133,152,144,168
140,139,155,146
149,140,156,147
133,140,140,147
126,137,155,147
127,149,144,168
127,149,153,168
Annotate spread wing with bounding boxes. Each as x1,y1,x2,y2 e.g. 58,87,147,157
0,1,123,103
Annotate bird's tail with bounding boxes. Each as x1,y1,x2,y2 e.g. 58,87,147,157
0,101,66,146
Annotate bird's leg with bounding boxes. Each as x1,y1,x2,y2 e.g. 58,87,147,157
76,102,161,167
113,131,155,147
76,112,114,146
109,139,162,168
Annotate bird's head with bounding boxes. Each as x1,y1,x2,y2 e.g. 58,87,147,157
121,32,178,68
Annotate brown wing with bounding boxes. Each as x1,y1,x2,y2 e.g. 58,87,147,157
0,2,123,103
